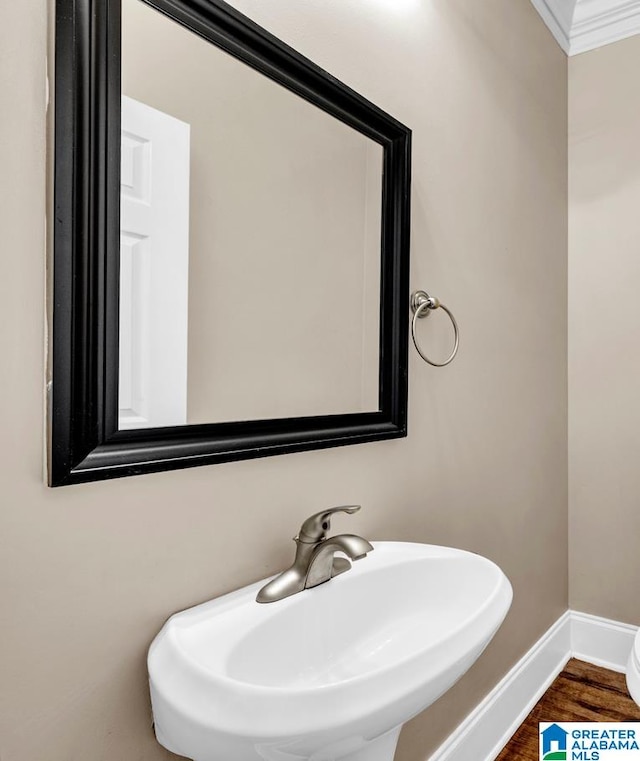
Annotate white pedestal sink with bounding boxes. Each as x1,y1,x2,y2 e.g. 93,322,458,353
148,542,512,761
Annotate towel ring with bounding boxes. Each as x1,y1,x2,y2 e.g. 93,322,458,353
410,290,459,367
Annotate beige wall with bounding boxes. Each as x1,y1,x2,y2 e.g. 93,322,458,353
0,1,567,760
569,36,640,624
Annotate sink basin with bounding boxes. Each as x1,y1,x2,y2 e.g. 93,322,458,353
148,542,512,761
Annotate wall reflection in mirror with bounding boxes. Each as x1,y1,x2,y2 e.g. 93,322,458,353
118,0,384,430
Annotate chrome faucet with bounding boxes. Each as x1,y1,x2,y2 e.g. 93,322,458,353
256,506,374,603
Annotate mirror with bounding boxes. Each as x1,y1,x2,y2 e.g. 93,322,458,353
119,0,383,428
50,0,411,485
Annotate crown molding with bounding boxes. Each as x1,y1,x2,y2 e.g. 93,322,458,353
530,0,640,55
571,0,640,54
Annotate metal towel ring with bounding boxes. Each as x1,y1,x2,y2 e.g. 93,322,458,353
410,290,459,367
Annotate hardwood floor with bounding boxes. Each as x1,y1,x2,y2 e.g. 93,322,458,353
495,659,640,760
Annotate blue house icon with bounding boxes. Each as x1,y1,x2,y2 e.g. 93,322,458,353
541,724,568,757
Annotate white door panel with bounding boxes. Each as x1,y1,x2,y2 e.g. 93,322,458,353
119,95,190,429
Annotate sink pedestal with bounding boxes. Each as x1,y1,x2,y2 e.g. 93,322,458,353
338,726,401,761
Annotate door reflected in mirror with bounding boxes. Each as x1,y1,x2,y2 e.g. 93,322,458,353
119,0,383,430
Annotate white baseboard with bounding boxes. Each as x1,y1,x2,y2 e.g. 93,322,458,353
428,610,638,761
571,611,638,673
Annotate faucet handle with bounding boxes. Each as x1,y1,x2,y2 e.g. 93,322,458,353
297,505,361,544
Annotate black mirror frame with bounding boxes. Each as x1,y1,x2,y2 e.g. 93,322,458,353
51,0,411,486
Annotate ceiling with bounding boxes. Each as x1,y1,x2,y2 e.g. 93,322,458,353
530,0,640,54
